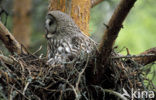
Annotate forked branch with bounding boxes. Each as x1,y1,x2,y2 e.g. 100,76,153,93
98,0,137,64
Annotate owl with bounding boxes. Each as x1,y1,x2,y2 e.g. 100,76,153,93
45,11,97,66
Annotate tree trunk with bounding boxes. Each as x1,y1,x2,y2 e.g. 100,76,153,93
49,0,91,36
13,0,32,48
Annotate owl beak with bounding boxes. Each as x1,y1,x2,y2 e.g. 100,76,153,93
45,28,54,39
46,33,54,39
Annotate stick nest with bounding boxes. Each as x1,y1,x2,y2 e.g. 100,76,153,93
0,51,155,100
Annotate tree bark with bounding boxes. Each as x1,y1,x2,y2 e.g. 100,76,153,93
49,0,91,36
13,0,32,48
0,21,26,54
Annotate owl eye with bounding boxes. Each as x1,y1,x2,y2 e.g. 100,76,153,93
49,20,54,26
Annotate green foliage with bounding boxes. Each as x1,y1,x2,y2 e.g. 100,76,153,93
116,0,156,54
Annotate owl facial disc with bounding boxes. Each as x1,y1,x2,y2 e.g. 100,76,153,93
45,14,57,39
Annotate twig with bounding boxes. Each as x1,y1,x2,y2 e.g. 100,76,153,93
32,45,42,55
73,55,89,100
56,76,79,100
0,54,14,64
134,47,156,65
111,54,156,59
7,81,29,100
0,59,14,76
23,82,30,95
0,91,7,100
0,21,26,54
91,0,105,8
75,55,89,94
91,85,128,100
67,82,79,100
9,84,14,100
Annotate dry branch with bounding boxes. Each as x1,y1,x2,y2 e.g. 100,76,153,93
98,0,137,64
91,0,105,8
134,47,156,65
111,54,155,59
0,21,26,54
0,54,13,65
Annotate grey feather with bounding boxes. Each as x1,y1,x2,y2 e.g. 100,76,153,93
45,11,97,67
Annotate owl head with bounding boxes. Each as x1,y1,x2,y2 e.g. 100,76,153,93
45,11,81,39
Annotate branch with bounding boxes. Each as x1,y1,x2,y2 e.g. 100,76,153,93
91,85,128,100
0,21,26,54
0,54,14,65
111,54,155,59
134,47,156,65
98,0,137,64
91,0,105,8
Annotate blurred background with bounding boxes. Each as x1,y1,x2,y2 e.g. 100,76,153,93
0,0,155,83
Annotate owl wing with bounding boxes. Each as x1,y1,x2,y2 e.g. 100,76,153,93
47,35,97,66
71,35,97,55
